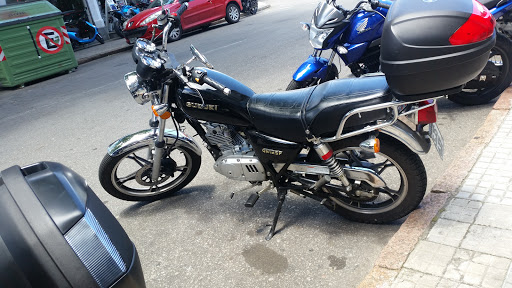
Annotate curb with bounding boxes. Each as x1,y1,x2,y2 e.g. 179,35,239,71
75,2,271,65
358,88,512,288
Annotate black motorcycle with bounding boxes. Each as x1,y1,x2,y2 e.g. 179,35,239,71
98,0,495,239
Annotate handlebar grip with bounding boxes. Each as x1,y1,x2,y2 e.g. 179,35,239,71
176,3,188,16
378,1,391,9
203,75,231,96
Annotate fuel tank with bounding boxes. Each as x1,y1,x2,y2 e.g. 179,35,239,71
177,69,255,126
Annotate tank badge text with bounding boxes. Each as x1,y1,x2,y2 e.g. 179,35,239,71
186,102,218,111
262,148,283,156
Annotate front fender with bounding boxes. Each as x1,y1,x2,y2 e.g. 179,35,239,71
107,129,202,157
292,56,330,82
380,121,431,155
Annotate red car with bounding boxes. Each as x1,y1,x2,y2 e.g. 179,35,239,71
122,0,243,44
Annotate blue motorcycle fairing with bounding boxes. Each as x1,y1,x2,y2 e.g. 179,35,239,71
344,9,386,44
292,56,330,82
341,42,369,64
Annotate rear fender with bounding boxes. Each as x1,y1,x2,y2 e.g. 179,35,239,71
107,129,202,157
292,55,330,82
380,121,431,155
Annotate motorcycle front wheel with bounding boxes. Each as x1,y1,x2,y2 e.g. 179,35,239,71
321,135,427,223
448,33,512,105
99,144,201,201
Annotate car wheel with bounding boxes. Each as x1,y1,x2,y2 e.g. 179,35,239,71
168,24,182,42
225,3,240,24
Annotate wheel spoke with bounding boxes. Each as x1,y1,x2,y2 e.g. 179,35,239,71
127,154,151,167
379,187,399,200
116,172,137,185
376,160,394,175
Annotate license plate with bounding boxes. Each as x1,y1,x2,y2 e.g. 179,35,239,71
429,123,444,160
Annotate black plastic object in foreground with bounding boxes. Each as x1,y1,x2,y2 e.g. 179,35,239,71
0,162,145,288
380,0,495,98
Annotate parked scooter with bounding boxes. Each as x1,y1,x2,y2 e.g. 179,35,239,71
289,0,512,106
64,12,105,49
99,0,495,240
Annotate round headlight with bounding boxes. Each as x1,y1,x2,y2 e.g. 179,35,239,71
135,38,156,53
124,72,150,105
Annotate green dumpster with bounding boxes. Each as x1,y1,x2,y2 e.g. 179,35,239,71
0,1,78,87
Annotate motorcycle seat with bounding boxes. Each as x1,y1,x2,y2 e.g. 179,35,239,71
247,76,392,143
479,0,501,9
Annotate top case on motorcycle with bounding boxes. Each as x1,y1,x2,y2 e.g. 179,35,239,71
380,0,495,98
247,76,391,143
0,162,145,288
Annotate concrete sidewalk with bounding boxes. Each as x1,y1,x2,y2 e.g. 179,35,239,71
73,2,270,65
359,89,512,288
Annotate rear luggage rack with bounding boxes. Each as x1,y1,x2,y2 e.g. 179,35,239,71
320,96,441,143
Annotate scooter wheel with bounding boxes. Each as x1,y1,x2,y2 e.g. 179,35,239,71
96,34,105,44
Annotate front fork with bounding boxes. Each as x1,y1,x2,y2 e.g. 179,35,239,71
151,85,170,182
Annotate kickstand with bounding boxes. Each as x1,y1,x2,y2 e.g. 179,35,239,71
266,188,288,241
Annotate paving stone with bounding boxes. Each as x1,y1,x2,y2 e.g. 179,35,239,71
504,263,512,288
456,192,471,199
461,225,512,258
490,189,506,197
443,249,510,287
470,194,486,202
427,219,470,247
441,200,481,223
460,185,476,193
475,203,512,230
404,241,455,277
477,181,493,188
467,173,482,180
391,269,440,288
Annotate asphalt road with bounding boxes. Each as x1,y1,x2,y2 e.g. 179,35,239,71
0,0,496,287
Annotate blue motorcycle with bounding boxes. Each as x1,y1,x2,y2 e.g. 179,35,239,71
289,0,512,105
111,2,141,38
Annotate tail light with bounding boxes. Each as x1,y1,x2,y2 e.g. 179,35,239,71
417,100,437,125
449,0,496,45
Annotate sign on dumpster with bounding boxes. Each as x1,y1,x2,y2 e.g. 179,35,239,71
36,26,63,54
0,45,5,62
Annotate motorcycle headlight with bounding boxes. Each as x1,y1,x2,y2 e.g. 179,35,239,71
124,71,151,105
141,11,162,25
309,24,334,49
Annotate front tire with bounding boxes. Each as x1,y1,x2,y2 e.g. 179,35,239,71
322,135,427,223
226,3,241,24
99,144,201,201
448,33,512,105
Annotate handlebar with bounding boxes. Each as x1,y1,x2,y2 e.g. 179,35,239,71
190,69,231,96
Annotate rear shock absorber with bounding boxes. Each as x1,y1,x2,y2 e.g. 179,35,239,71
313,143,353,191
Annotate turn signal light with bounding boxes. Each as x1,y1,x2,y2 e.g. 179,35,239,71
449,0,495,45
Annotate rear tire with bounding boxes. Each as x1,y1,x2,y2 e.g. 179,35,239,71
226,3,241,24
322,135,427,223
448,33,512,105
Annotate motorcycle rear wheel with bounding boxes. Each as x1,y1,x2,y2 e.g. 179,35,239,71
113,19,124,38
448,33,512,105
99,144,201,201
286,64,338,90
321,135,427,223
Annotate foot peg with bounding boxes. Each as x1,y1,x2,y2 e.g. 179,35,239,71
244,182,272,208
245,193,259,207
